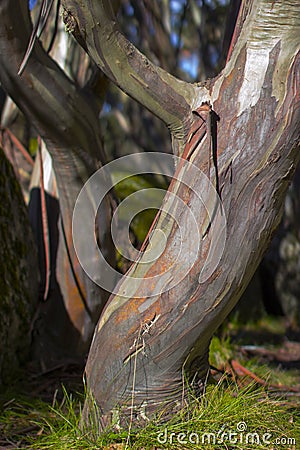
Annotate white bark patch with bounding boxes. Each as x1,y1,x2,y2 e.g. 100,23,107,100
193,87,212,110
215,1,299,117
237,45,276,116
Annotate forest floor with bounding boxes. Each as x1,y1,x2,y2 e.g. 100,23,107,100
0,316,299,449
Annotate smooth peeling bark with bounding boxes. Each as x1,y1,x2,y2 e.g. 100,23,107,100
76,0,300,427
0,0,115,355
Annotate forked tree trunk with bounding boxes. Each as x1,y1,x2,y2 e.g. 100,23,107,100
59,0,300,426
0,0,298,428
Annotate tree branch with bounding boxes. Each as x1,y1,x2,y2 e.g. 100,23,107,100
61,0,197,142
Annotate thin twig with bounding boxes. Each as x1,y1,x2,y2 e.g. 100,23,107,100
38,137,51,300
1,127,34,166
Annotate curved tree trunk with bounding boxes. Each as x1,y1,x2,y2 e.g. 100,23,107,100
0,0,298,428
59,0,300,426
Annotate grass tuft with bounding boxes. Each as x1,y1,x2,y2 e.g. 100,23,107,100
0,379,298,449
1,317,299,449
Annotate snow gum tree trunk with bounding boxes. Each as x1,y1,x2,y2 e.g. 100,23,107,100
59,0,300,427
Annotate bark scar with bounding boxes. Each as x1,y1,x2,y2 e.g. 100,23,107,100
123,314,161,364
189,102,221,198
62,8,77,33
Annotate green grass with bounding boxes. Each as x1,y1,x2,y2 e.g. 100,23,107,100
0,380,299,449
1,317,299,449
